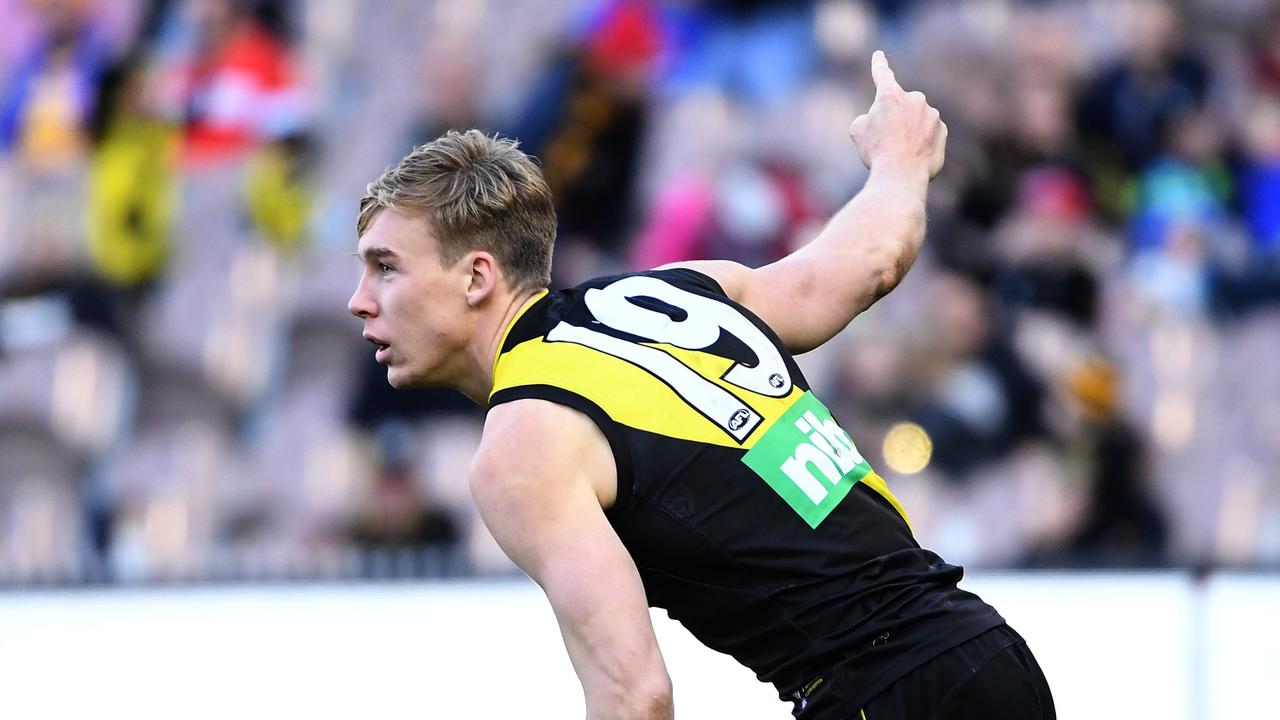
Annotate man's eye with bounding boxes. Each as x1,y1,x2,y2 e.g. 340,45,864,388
379,263,394,274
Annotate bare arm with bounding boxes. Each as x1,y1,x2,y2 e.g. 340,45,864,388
663,51,946,354
470,399,673,720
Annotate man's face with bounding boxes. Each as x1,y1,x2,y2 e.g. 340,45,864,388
348,209,471,388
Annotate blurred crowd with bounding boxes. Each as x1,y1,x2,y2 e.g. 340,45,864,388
1,0,1279,585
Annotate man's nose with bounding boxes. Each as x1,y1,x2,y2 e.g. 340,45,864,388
348,282,376,319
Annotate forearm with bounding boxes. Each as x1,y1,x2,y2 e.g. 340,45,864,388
804,161,929,304
657,52,942,354
759,161,928,352
545,570,674,720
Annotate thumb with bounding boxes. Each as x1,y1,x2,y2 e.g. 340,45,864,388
871,50,899,99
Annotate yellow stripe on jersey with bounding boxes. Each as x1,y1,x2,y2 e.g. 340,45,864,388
488,290,913,530
492,335,804,449
860,470,913,533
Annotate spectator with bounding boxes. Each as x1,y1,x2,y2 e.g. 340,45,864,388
165,0,306,167
1210,96,1280,315
1076,0,1211,173
630,153,819,270
0,0,113,173
344,425,460,556
1128,106,1230,315
511,0,663,272
242,131,313,252
86,51,178,292
1027,358,1168,567
991,166,1103,329
909,271,1047,481
1237,97,1280,256
958,75,1089,233
949,72,1093,277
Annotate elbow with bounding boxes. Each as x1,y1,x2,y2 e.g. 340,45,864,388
589,673,673,720
633,681,674,720
865,249,911,305
872,262,901,302
870,223,925,302
644,674,675,719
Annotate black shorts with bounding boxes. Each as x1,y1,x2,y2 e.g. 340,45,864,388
794,625,1055,720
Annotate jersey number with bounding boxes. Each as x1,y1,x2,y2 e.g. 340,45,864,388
546,276,792,442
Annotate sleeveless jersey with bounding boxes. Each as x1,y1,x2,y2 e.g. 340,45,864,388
489,268,1004,706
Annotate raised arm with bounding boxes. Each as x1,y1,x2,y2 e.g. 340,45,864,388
663,51,946,354
470,399,673,720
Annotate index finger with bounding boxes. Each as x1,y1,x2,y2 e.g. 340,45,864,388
871,50,900,98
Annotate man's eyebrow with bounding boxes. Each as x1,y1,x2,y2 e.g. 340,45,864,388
352,247,400,262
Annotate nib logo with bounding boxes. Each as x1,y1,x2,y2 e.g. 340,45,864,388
742,392,872,528
780,409,866,504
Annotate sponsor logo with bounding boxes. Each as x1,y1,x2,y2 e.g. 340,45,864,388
741,392,871,528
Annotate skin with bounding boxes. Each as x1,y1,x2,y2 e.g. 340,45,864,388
348,207,531,403
349,51,946,720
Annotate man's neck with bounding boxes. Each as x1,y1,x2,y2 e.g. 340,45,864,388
456,287,542,405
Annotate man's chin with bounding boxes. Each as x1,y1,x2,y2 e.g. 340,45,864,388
386,367,429,390
385,368,414,389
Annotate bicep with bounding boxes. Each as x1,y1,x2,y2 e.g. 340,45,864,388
472,462,654,669
470,401,669,713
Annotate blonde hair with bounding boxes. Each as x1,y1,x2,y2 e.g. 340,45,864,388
359,129,556,291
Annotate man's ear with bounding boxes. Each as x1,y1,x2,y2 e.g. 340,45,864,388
465,251,499,307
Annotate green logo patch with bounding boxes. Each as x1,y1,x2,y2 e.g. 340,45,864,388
741,392,871,528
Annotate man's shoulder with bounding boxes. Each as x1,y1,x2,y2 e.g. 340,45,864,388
566,266,729,297
475,395,620,503
474,400,574,475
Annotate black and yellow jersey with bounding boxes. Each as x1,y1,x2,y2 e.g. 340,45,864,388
489,268,1003,708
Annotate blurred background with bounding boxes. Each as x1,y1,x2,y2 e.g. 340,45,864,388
2,0,1279,587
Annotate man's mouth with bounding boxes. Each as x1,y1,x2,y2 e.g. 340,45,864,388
364,333,392,362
